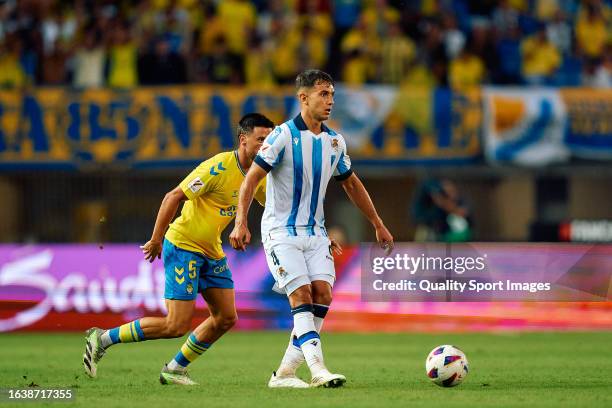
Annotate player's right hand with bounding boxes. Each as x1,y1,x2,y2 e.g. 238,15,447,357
229,223,251,251
141,239,162,262
375,224,394,255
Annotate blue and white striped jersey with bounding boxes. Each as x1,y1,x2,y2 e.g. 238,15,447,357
254,113,353,237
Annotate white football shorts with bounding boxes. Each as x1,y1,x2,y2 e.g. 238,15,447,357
262,234,336,295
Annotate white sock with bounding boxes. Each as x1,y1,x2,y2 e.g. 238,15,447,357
277,303,328,376
276,331,304,377
314,315,325,332
167,359,185,372
100,330,113,349
277,315,326,376
292,308,326,376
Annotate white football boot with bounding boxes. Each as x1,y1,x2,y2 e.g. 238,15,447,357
159,364,198,385
310,370,346,388
268,371,309,388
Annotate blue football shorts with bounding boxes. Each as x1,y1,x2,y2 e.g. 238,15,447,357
163,239,233,300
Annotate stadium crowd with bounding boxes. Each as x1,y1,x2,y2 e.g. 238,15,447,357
0,0,609,89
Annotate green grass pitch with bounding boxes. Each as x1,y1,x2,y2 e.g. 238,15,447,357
1,331,610,408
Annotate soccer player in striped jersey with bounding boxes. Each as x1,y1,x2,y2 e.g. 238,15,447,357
82,113,274,385
230,70,394,388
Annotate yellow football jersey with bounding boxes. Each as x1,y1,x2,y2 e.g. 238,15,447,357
165,150,266,259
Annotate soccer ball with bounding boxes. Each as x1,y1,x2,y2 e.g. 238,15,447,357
425,345,469,387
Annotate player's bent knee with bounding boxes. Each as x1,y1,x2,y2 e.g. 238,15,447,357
164,320,192,338
312,280,333,306
215,314,238,332
288,284,313,307
313,292,332,306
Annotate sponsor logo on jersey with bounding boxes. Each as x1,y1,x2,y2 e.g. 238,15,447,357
219,205,237,217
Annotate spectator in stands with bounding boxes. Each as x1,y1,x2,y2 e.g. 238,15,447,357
244,36,276,88
496,26,523,84
157,0,192,54
442,14,465,60
330,0,361,78
107,23,138,88
72,28,106,88
193,1,225,82
295,20,329,72
581,46,611,88
201,34,243,84
534,0,561,21
400,57,437,88
492,0,520,38
0,36,26,88
342,48,370,85
331,0,361,37
469,19,497,83
419,20,448,86
575,3,608,61
361,0,400,38
547,10,572,56
41,38,68,85
40,5,76,58
341,15,381,66
12,2,42,85
449,48,485,91
296,0,333,71
271,21,301,84
521,26,561,85
379,21,415,84
217,0,256,58
139,36,187,85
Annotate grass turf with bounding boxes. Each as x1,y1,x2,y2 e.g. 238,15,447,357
0,331,610,408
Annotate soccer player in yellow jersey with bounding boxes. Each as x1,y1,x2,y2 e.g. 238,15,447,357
83,113,274,385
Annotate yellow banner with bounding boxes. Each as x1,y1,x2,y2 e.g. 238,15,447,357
0,86,481,168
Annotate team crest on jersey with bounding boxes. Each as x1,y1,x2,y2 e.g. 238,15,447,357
187,177,204,193
186,283,193,294
277,266,287,278
232,190,238,198
331,138,339,151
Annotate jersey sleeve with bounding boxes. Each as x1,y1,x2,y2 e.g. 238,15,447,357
179,157,222,200
253,125,289,172
254,177,267,206
333,135,353,181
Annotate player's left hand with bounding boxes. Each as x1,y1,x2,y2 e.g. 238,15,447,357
375,224,394,255
229,223,251,251
330,238,343,256
141,239,162,262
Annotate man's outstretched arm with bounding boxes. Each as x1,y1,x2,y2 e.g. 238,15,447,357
340,172,394,250
230,164,268,251
141,186,187,262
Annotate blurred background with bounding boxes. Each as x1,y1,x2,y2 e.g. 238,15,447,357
0,0,610,333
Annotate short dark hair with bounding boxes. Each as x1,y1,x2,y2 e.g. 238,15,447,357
237,113,274,138
295,69,334,90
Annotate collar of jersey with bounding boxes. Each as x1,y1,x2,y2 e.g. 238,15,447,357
234,150,247,176
293,113,332,135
